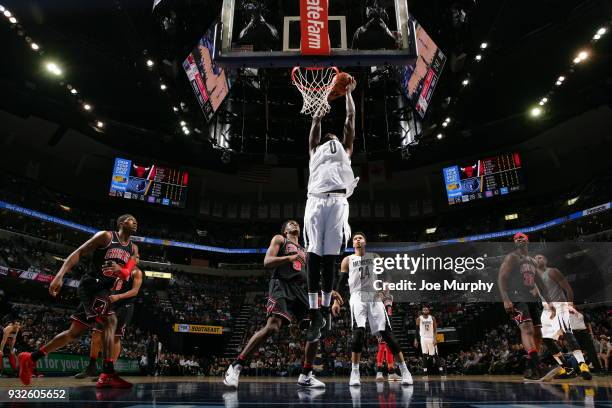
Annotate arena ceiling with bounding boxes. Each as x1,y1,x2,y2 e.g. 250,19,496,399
0,0,610,171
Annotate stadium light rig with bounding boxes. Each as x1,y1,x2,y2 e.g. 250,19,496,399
426,227,437,234
45,61,62,76
530,107,542,118
504,213,518,221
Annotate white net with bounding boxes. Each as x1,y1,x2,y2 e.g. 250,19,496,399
291,66,339,118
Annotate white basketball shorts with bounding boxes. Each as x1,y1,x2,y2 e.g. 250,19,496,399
350,298,388,335
303,193,350,256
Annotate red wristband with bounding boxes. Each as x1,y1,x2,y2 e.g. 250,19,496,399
118,258,136,281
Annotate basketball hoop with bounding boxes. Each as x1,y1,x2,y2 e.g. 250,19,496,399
291,66,339,118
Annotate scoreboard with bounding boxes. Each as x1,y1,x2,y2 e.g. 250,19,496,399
443,152,524,205
109,158,188,208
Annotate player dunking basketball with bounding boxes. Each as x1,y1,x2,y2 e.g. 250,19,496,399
1,319,21,377
304,75,358,343
75,265,144,379
17,214,139,388
224,220,337,389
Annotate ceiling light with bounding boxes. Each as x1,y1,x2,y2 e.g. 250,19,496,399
573,50,588,64
475,54,482,61
445,117,451,123
480,42,488,49
70,88,78,95
146,59,154,67
83,103,92,111
30,43,39,50
558,76,565,82
180,120,186,126
593,34,601,40
0,6,5,13
530,107,542,117
8,16,16,24
462,79,469,86
567,197,579,205
442,122,448,127
504,213,518,221
596,27,607,36
3,10,11,18
96,121,104,128
555,80,562,86
173,106,179,112
426,227,437,234
436,133,443,140
160,84,167,91
45,62,62,76
183,128,190,135
538,101,545,106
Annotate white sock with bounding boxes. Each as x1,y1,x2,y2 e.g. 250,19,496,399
572,350,585,364
398,361,408,374
352,363,360,371
308,293,319,309
321,291,332,307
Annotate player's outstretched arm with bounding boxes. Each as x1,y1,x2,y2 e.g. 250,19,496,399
343,78,357,157
309,116,323,156
50,230,112,296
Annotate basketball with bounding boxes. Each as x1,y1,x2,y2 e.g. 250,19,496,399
328,72,354,101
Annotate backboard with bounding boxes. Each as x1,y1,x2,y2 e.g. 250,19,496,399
214,0,417,68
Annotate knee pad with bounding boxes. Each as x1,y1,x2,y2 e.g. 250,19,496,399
352,328,366,353
379,330,401,355
563,333,580,351
543,338,560,355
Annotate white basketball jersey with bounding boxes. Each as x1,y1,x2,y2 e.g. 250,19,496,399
419,315,434,339
348,253,378,301
308,139,358,197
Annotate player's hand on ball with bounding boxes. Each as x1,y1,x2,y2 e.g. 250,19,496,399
49,276,63,297
346,77,356,93
331,301,341,317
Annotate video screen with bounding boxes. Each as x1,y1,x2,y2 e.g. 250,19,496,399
443,152,524,205
183,21,230,123
398,17,446,118
109,158,188,208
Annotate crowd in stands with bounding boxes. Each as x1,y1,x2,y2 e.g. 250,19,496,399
1,172,612,254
